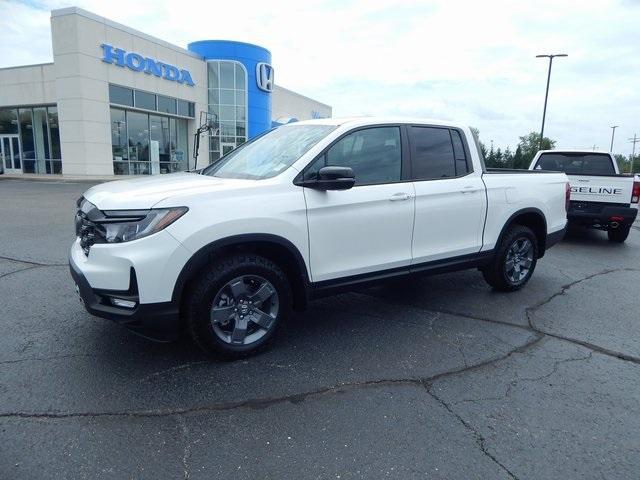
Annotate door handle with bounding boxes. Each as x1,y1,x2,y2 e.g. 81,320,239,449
389,192,412,201
460,186,478,194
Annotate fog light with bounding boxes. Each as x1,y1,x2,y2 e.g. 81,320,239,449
111,298,136,309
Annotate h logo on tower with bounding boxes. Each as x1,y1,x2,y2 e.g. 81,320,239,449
256,63,274,92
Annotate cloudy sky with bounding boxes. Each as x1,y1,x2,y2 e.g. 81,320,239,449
2,0,639,155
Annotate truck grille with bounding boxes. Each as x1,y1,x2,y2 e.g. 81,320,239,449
75,198,105,255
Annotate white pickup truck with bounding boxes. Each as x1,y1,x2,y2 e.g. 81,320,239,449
530,150,639,242
70,118,568,357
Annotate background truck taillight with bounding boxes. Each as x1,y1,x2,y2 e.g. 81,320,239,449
565,182,571,212
632,180,640,204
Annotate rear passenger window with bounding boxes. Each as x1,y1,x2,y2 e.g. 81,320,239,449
314,127,402,185
451,130,469,175
410,127,456,180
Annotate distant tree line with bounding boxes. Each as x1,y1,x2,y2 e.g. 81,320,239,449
472,128,640,174
471,128,555,169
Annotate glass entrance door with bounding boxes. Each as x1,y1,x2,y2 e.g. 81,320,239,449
0,135,22,174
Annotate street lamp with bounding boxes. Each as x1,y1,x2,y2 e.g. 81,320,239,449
610,125,618,152
536,53,568,150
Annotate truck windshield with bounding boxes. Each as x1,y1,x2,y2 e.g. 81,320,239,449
535,153,615,175
202,125,336,180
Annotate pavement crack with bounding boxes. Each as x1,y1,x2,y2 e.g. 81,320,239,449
0,333,544,421
0,254,66,267
424,382,519,479
525,268,640,365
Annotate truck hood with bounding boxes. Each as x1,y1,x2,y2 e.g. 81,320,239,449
83,172,255,210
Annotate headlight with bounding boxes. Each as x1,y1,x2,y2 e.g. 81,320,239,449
99,207,188,243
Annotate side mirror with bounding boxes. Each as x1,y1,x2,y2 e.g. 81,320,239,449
303,166,355,190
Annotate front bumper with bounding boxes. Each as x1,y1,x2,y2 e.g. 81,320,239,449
69,254,181,342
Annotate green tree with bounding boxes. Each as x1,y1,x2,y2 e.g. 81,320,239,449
614,154,629,173
502,147,514,168
514,132,556,169
470,127,488,162
512,146,524,169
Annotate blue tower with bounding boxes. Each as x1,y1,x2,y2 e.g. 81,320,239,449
187,40,272,139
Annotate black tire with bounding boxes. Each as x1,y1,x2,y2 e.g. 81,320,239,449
184,253,292,359
482,225,538,292
607,226,630,243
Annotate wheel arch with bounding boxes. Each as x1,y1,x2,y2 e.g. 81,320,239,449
172,234,310,313
496,208,548,257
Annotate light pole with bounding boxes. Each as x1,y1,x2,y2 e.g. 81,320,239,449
610,125,618,152
536,53,568,150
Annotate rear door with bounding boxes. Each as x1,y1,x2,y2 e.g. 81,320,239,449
303,125,415,282
409,126,487,265
534,152,633,205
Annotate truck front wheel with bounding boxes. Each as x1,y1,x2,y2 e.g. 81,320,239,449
607,226,630,243
184,253,292,358
482,225,538,292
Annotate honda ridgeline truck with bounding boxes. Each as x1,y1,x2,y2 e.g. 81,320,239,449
530,150,639,242
70,118,568,357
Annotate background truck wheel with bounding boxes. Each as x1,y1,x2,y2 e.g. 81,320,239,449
184,253,292,359
482,225,538,292
607,226,630,243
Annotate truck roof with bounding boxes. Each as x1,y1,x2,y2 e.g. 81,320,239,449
292,116,469,130
537,149,612,156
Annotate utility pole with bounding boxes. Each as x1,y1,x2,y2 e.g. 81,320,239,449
610,125,618,152
629,134,639,174
536,53,568,150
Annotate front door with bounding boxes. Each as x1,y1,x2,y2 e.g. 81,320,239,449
0,135,22,174
302,125,415,282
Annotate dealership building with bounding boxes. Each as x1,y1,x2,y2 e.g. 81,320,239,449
0,7,331,176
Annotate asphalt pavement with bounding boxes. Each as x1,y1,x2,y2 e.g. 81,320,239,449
1,178,639,479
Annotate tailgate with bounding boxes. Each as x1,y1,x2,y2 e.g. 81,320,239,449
568,175,633,205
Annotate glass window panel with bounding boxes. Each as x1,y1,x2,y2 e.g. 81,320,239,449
18,109,35,168
220,122,235,138
210,136,219,152
11,136,21,169
235,91,245,106
450,130,468,175
47,106,61,160
410,126,456,179
110,108,128,164
324,127,402,185
150,115,171,167
177,99,190,117
236,106,246,123
174,119,188,171
33,107,49,174
127,111,150,162
207,61,219,90
0,108,19,134
209,151,220,163
219,89,235,105
208,88,219,106
157,95,176,114
134,90,156,110
236,123,246,137
113,162,129,175
220,62,234,88
234,63,246,90
219,105,235,122
109,84,134,106
51,160,62,174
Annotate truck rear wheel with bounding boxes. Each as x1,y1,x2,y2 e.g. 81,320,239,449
184,253,292,359
482,225,538,292
607,226,630,243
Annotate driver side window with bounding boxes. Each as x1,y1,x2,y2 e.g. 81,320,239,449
306,127,402,185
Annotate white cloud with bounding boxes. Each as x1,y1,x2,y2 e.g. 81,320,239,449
1,0,639,154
